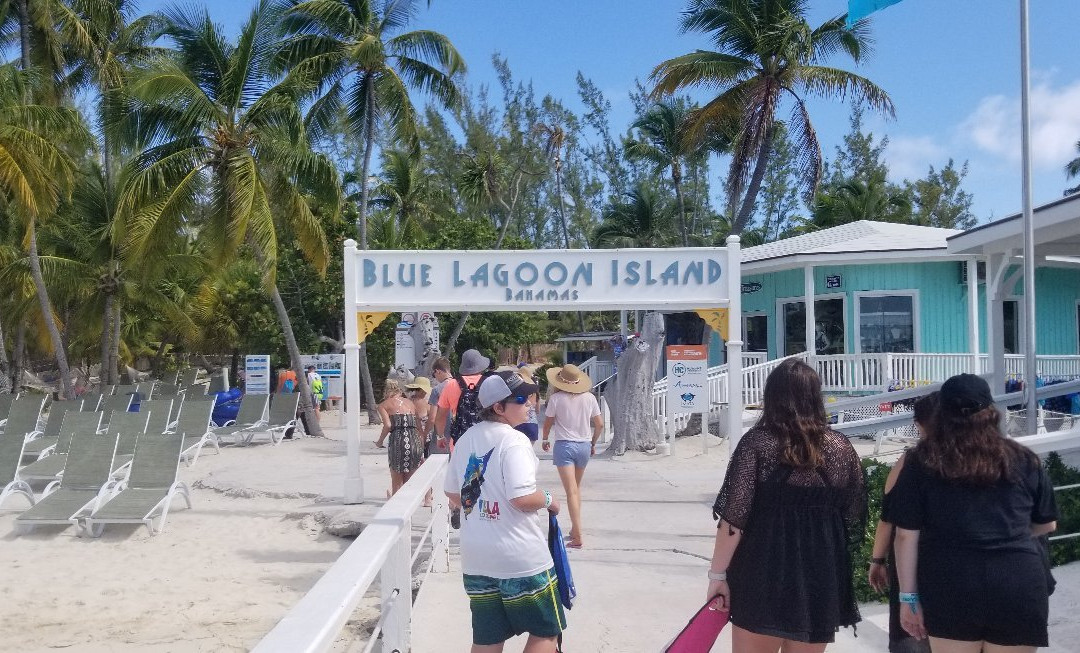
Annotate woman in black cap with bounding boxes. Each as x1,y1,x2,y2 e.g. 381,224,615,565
890,373,1058,652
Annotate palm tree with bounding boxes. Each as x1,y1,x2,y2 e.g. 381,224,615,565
651,0,894,234
0,64,85,399
594,184,674,248
277,0,465,245
1065,141,1080,196
367,148,444,234
624,100,700,246
278,0,464,421
533,123,571,248
121,1,340,436
811,177,910,228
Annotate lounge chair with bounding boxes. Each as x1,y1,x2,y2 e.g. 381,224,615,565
13,428,121,535
0,395,46,439
161,370,180,386
154,383,180,398
0,422,34,508
80,392,103,411
178,369,200,387
213,393,269,445
98,384,116,396
135,381,157,400
100,394,133,418
114,384,137,398
84,432,191,537
0,393,17,428
22,399,83,460
241,392,300,446
16,412,105,482
106,411,152,476
138,399,175,434
172,400,217,464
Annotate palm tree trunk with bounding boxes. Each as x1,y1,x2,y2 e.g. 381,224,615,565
446,311,470,357
733,125,776,234
110,298,122,384
100,291,113,384
17,0,30,70
554,159,570,249
269,283,324,437
12,322,26,392
672,161,689,246
352,83,382,424
27,225,75,399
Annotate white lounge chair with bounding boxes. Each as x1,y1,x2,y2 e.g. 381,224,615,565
242,392,300,446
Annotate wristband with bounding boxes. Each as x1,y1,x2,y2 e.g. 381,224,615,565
870,557,887,566
707,570,727,581
543,491,552,508
898,592,919,614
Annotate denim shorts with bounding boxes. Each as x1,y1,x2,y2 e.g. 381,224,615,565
552,440,590,468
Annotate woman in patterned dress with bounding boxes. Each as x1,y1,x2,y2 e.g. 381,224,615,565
375,379,423,496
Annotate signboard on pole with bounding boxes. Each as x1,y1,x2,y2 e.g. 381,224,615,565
301,353,345,399
245,355,270,395
666,345,709,412
394,324,416,369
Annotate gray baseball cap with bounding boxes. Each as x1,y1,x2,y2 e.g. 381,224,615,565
478,375,512,408
459,349,491,375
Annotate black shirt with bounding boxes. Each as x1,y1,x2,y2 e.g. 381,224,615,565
889,449,1057,552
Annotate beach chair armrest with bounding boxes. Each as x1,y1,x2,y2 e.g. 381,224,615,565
42,480,60,497
23,429,44,442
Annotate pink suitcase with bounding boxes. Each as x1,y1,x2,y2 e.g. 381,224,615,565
664,599,730,652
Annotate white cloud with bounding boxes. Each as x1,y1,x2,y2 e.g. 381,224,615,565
959,78,1080,170
884,135,948,181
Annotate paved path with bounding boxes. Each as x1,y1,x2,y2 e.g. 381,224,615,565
412,434,895,652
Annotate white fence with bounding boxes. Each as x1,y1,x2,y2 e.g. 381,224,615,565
253,455,449,653
651,352,1080,427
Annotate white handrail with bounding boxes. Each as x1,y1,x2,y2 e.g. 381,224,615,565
253,454,449,653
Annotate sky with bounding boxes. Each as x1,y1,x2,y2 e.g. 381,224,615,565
140,0,1080,226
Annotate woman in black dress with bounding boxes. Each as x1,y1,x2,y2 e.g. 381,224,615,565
868,393,937,653
891,374,1058,652
709,358,866,652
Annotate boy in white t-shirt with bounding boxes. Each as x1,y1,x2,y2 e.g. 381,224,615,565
444,372,565,651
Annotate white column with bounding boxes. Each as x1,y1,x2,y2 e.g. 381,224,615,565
726,236,744,453
804,265,816,355
343,239,364,504
620,310,628,342
986,252,1008,398
967,258,981,371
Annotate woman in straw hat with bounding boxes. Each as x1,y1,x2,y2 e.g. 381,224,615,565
543,364,603,549
375,378,423,497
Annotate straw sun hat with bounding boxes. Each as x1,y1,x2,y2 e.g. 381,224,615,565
405,376,432,395
546,364,593,394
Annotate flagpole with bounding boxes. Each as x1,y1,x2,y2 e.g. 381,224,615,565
1019,0,1038,435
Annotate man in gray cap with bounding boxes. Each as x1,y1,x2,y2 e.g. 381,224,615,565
435,348,492,448
435,348,492,528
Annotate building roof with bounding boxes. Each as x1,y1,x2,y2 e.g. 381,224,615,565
555,331,619,343
947,193,1080,266
741,220,963,273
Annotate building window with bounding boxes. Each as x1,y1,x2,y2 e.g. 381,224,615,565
1003,300,1020,355
782,298,845,356
744,315,768,352
858,295,916,353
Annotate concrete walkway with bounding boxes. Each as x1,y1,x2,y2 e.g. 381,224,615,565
410,430,1079,652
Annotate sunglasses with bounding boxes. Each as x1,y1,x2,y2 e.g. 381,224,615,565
510,395,529,404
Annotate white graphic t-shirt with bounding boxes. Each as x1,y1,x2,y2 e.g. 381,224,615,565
444,420,552,578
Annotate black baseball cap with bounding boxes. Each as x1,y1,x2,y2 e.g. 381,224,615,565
940,373,994,414
497,370,539,399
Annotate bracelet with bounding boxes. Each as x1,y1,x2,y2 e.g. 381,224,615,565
707,570,727,581
870,557,887,566
543,491,552,508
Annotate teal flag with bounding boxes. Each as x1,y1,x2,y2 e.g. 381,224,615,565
846,0,904,27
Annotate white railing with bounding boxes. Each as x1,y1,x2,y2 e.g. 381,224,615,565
253,455,449,653
577,356,616,388
742,353,810,406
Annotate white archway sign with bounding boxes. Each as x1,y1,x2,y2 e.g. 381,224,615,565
341,239,743,503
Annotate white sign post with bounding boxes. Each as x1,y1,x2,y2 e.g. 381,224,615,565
343,244,742,504
245,355,270,395
666,345,710,455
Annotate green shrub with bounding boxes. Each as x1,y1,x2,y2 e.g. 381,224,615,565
852,453,1080,604
853,458,891,604
1044,452,1080,566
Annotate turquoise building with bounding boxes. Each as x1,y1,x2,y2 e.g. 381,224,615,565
705,195,1080,391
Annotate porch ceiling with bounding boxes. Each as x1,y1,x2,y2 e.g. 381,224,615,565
947,193,1080,262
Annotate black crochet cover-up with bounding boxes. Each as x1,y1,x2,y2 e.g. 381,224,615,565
713,426,867,643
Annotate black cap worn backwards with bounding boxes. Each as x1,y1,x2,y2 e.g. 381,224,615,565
940,373,994,414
